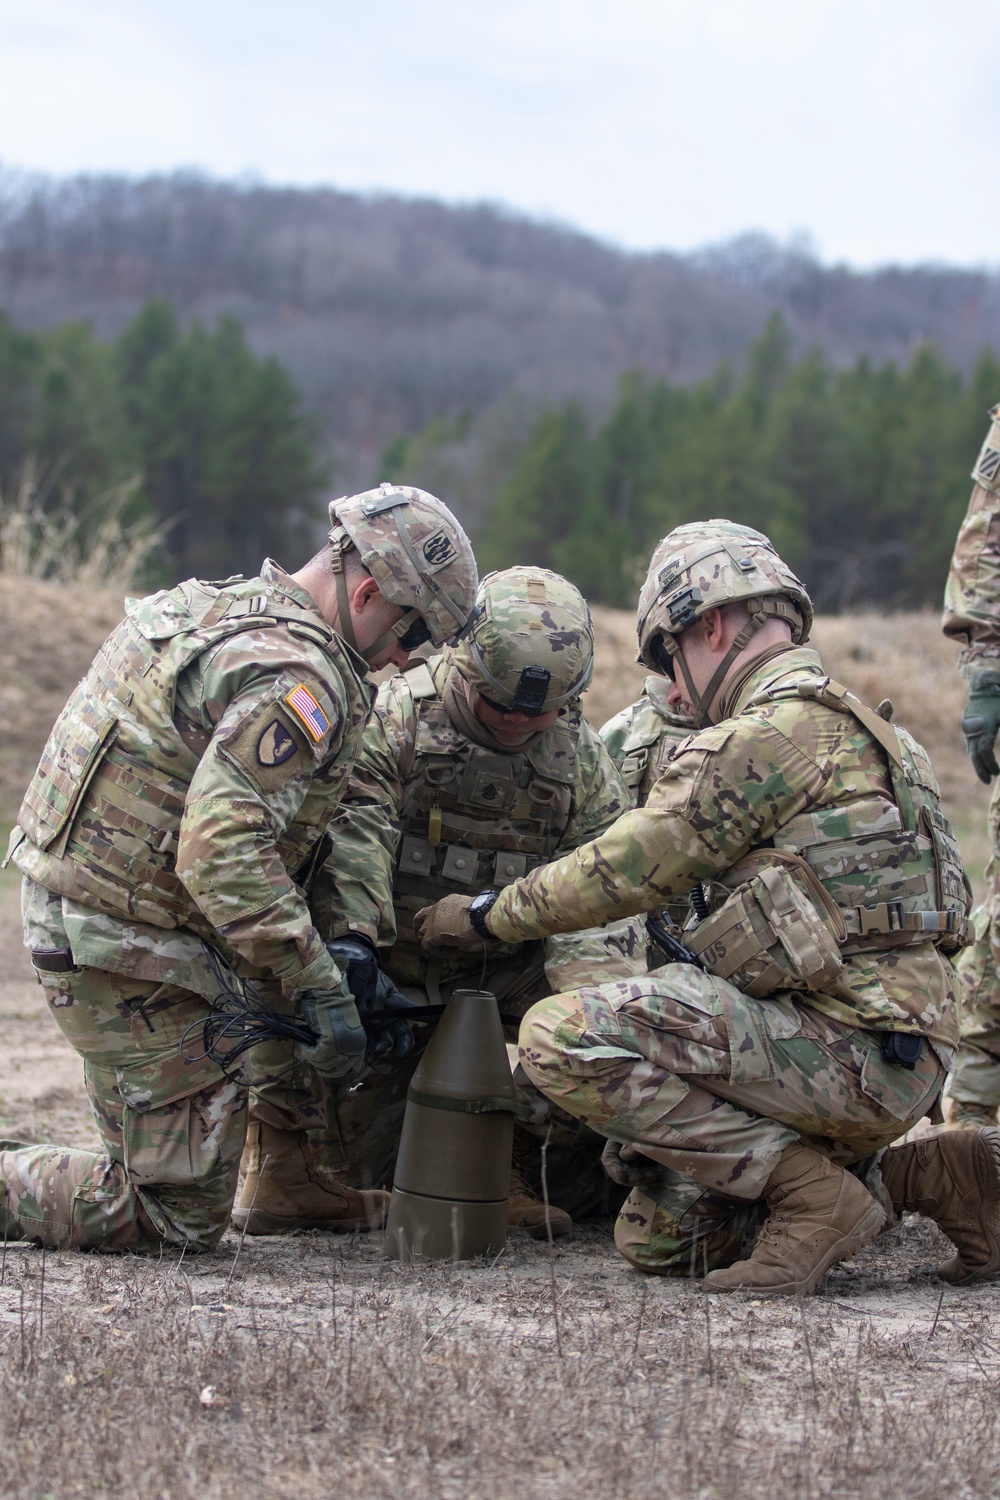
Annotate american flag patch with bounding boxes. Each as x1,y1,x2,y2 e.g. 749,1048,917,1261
284,683,331,742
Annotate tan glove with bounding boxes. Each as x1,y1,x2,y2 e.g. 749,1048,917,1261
413,894,480,951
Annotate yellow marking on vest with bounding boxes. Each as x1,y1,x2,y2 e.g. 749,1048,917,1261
428,803,442,847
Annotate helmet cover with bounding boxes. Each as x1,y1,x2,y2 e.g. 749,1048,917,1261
451,566,594,714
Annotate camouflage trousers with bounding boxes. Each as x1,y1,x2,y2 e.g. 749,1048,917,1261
945,905,1000,1111
518,964,944,1275
0,962,247,1252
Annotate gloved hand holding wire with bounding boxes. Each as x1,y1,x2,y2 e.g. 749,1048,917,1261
363,970,423,1058
326,936,421,1058
296,978,368,1081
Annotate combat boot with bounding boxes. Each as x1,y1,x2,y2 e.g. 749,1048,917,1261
508,1166,572,1240
944,1098,998,1130
879,1126,1000,1283
232,1122,389,1235
703,1142,885,1295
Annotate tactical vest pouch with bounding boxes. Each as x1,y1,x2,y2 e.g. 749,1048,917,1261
440,844,479,886
19,692,118,855
619,747,650,791
687,850,847,999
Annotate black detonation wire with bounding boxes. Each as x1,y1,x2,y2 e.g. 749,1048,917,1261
181,946,317,1075
181,946,519,1077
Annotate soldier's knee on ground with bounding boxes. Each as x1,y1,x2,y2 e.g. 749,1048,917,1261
615,1184,765,1276
0,1142,216,1253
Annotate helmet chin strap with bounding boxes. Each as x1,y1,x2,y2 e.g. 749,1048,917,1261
667,600,772,727
330,536,420,667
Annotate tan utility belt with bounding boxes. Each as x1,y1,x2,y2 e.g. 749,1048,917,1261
842,902,973,944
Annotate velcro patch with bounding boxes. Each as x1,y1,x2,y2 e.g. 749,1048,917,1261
284,682,331,742
221,702,310,795
421,528,458,570
256,718,299,767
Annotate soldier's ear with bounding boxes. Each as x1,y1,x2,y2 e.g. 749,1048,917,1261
348,574,383,616
702,607,727,652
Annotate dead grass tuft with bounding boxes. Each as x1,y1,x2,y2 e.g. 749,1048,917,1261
2,1222,1000,1500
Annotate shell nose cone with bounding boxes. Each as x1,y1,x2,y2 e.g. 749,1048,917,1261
384,989,516,1263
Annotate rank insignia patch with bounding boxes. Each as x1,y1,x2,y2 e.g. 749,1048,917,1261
257,718,299,767
284,683,331,742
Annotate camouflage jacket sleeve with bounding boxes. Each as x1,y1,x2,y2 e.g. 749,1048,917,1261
489,717,828,944
541,720,648,989
311,677,410,947
174,633,361,998
943,406,1000,676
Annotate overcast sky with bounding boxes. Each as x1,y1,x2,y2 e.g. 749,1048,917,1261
0,0,995,269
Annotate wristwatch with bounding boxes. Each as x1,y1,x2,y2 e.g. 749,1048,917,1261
468,887,503,941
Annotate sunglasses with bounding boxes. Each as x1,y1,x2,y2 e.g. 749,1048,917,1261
398,613,432,651
650,634,676,681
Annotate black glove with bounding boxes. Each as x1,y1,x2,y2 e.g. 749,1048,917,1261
601,1138,660,1188
962,671,1000,783
325,938,419,1059
325,936,380,1008
295,978,367,1082
363,970,424,1059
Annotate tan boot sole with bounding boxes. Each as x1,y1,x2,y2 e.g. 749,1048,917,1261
703,1198,886,1296
231,1206,387,1235
938,1126,1000,1284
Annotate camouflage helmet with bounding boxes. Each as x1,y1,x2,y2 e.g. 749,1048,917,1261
636,520,812,725
450,566,594,715
328,484,477,663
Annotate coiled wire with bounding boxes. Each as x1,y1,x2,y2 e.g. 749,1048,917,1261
181,946,317,1073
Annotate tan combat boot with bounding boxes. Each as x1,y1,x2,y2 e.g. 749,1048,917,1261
703,1142,885,1295
879,1126,1000,1283
508,1166,572,1240
944,1098,998,1130
232,1121,390,1234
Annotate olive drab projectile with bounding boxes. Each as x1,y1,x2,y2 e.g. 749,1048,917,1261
384,990,518,1261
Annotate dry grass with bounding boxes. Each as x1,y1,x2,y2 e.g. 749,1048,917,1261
0,464,163,590
2,1217,1000,1500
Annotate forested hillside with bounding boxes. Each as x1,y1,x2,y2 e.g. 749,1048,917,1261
2,169,999,481
390,317,1000,609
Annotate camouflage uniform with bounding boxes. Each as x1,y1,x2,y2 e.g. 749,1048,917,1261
943,405,1000,1119
600,675,693,810
2,485,478,1252
485,528,970,1276
313,568,646,1214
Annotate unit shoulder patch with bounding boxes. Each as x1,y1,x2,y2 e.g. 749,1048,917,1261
256,718,299,768
220,700,314,795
